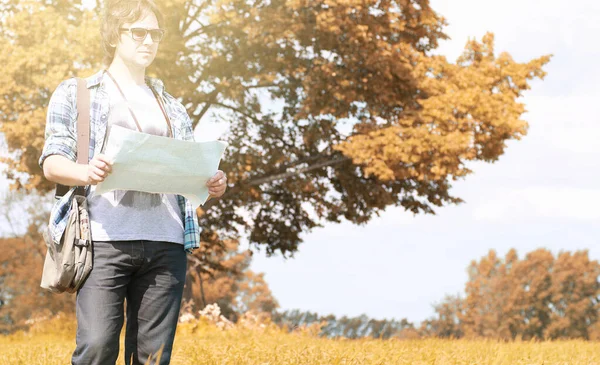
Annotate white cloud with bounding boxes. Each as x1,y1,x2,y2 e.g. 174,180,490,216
473,187,600,222
524,94,600,155
431,0,600,60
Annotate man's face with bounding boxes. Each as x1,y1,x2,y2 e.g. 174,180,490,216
114,11,161,69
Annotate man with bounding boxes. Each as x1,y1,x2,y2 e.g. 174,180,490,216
39,1,226,363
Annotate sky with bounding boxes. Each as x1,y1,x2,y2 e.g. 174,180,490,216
1,0,599,326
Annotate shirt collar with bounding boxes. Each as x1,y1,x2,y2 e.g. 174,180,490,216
85,69,165,94
145,76,165,94
85,69,105,89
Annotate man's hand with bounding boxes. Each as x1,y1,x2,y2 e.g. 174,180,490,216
206,170,227,198
85,153,113,185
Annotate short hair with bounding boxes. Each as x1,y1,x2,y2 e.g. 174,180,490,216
101,0,165,66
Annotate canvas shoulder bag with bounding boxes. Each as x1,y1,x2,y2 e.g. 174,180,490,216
40,77,93,294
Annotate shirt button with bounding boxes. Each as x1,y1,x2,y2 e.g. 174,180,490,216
101,114,107,120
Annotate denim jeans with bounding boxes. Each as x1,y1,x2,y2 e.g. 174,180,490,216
71,240,187,365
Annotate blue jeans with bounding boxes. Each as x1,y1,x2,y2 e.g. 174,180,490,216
71,240,187,365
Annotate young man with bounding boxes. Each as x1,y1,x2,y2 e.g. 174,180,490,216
39,1,227,364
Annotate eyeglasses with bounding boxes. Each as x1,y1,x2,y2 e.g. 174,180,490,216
119,27,166,42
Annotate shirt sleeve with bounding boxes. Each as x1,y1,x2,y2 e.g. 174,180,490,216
38,79,77,169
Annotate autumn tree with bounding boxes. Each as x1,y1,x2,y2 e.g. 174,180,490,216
184,237,279,322
458,248,600,340
544,251,600,339
419,293,464,338
0,191,75,333
0,1,101,191
460,249,513,338
234,270,279,315
501,249,554,339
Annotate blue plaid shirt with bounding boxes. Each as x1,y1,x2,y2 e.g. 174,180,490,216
39,70,201,254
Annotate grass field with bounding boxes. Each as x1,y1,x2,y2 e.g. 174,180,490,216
2,316,600,364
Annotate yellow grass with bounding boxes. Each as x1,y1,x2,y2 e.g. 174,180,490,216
1,317,600,364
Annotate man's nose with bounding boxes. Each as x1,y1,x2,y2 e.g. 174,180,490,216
143,33,154,45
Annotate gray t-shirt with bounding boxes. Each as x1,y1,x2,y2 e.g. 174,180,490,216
88,76,184,244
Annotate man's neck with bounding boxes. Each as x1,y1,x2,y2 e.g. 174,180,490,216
106,58,146,87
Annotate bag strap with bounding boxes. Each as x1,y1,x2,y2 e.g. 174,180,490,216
55,77,91,198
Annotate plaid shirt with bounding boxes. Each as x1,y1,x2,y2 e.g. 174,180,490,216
39,70,201,254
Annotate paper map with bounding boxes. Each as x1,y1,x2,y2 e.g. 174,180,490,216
94,125,228,208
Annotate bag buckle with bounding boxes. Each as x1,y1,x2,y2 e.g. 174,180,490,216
75,239,90,247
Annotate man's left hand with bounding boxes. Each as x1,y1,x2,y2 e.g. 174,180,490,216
206,170,227,198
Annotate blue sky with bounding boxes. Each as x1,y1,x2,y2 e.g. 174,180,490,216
1,0,598,326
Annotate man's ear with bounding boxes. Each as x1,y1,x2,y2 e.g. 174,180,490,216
109,34,118,48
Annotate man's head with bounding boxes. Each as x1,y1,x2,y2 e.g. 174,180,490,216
101,0,165,68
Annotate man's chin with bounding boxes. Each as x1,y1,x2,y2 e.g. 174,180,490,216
136,58,155,68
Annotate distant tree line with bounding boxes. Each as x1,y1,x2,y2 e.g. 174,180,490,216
272,248,600,341
272,309,418,339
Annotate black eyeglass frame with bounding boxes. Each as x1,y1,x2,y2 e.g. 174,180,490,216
119,27,166,42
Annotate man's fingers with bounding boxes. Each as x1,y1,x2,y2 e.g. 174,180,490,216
208,171,225,183
93,161,106,170
92,160,112,174
96,154,113,166
92,166,107,178
90,171,104,184
207,177,227,187
101,161,112,173
86,154,113,185
209,185,226,194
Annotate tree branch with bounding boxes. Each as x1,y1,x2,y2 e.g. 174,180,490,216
201,154,352,210
213,101,260,124
213,101,303,154
181,2,209,36
187,254,206,271
191,88,221,129
248,155,350,186
183,21,226,41
244,83,280,90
